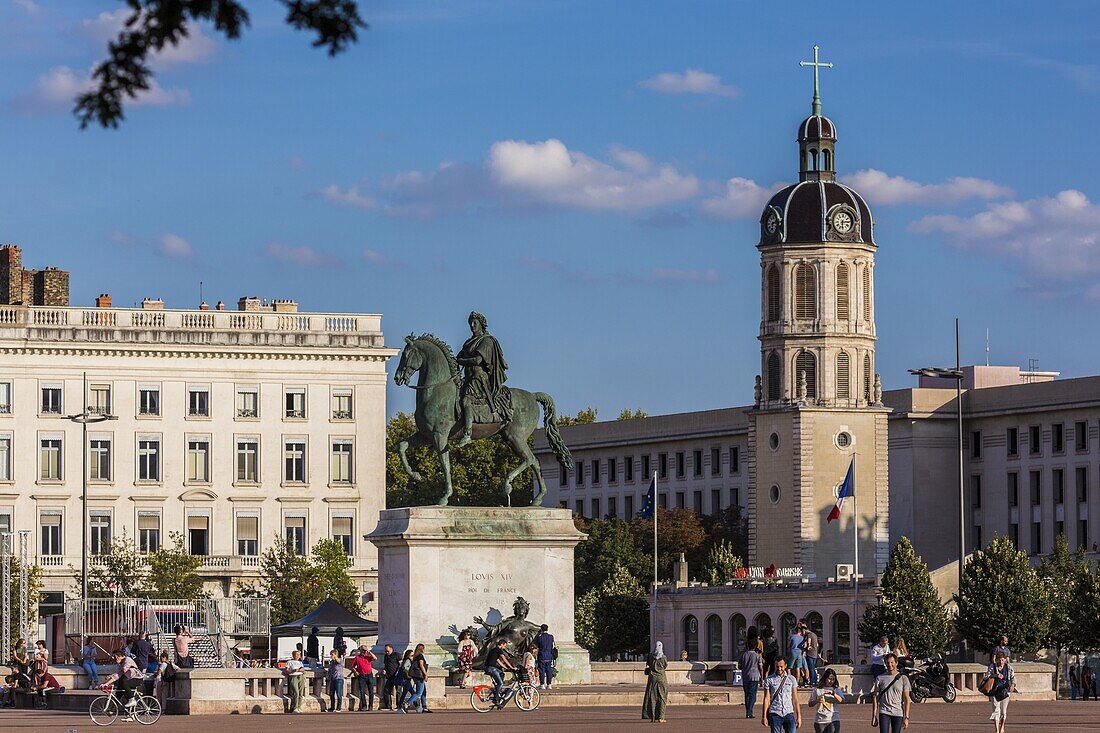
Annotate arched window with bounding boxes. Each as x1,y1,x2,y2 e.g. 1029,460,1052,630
779,612,798,651
795,264,817,320
810,148,819,171
706,614,723,661
767,352,781,401
822,149,832,170
836,351,851,400
805,611,823,643
796,351,817,400
682,615,699,660
863,353,872,402
731,614,747,659
754,613,772,635
831,611,851,664
767,264,781,321
862,265,872,321
836,262,850,320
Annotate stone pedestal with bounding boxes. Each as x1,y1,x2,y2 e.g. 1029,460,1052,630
366,506,591,684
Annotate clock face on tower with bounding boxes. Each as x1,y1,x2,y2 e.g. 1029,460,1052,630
762,206,783,242
826,204,859,241
832,210,853,234
766,213,779,234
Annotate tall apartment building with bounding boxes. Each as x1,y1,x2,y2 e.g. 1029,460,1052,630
0,289,394,617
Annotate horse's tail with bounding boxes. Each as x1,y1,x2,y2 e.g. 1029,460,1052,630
535,392,574,471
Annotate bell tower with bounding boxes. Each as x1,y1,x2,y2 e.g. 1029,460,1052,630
747,46,890,586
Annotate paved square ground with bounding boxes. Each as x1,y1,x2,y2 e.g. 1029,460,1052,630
2,701,1097,732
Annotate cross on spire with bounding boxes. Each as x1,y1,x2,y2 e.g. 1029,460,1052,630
799,44,833,116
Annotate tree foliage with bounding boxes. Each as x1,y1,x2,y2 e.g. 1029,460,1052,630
575,564,649,659
311,539,361,614
5,557,43,631
858,537,951,657
701,539,744,586
956,535,1049,654
617,408,648,420
145,532,206,599
574,517,650,595
242,535,361,625
1039,534,1084,656
84,532,146,598
631,508,708,580
76,1,367,128
1070,558,1100,653
557,407,599,426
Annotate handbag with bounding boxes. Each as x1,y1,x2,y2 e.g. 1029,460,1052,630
979,676,995,695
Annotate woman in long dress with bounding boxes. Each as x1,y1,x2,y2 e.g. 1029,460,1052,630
642,641,669,723
456,630,476,689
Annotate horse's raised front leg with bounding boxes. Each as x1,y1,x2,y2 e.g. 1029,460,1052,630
398,432,430,483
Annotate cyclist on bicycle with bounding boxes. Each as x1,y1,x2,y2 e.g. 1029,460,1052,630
484,639,515,705
102,649,145,715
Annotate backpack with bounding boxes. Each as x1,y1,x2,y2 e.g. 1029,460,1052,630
161,664,177,683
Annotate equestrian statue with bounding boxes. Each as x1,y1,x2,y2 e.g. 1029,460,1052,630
393,311,574,506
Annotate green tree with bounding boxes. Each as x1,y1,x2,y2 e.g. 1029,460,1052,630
702,504,750,563
1070,558,1100,653
386,411,532,508
557,407,598,426
311,539,361,614
956,535,1049,654
701,540,744,586
5,557,43,632
77,1,367,128
1039,534,1086,689
145,533,206,599
631,508,707,581
83,532,146,598
574,518,650,595
575,564,649,659
858,537,951,657
249,534,322,625
617,408,648,420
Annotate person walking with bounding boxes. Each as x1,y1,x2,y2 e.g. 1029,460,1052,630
992,636,1010,663
325,650,345,712
983,649,1016,733
284,649,305,713
789,626,806,687
1082,665,1094,702
535,624,556,689
522,644,538,687
306,626,320,667
132,632,156,674
871,653,911,733
801,623,820,686
153,651,174,705
1069,663,1079,701
81,638,99,689
456,631,476,689
379,644,399,710
808,667,843,733
763,626,780,678
741,636,764,719
869,636,891,679
172,625,194,669
351,645,376,711
403,643,431,713
641,640,668,723
761,656,801,733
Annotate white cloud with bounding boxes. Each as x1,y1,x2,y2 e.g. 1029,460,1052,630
912,190,1100,300
82,9,216,67
841,169,1012,206
13,0,39,15
362,249,387,265
159,233,193,259
639,68,738,98
488,139,698,211
266,242,339,267
699,177,779,220
315,184,378,210
13,65,189,114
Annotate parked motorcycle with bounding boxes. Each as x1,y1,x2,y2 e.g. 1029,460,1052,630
902,656,956,703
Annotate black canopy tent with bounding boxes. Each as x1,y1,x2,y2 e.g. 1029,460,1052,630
271,599,378,637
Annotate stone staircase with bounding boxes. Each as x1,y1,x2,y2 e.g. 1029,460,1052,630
151,633,224,668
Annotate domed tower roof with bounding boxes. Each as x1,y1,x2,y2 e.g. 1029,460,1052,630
798,114,836,142
759,180,874,246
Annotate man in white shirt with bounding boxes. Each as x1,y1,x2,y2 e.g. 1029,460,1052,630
870,636,891,678
284,650,306,713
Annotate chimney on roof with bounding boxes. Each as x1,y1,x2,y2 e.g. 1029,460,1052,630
199,301,209,311
215,301,226,311
238,296,261,312
272,299,299,313
95,294,112,308
141,298,164,310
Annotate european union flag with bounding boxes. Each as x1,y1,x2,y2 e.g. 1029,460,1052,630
637,475,657,519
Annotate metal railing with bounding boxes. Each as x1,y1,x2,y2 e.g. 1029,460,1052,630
65,597,270,639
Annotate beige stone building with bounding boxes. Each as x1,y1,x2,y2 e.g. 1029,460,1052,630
0,285,394,617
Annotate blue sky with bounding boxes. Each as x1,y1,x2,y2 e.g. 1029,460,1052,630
1,1,1098,418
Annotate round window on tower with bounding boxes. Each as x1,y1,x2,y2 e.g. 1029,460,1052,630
770,485,781,505
835,431,853,449
769,432,781,451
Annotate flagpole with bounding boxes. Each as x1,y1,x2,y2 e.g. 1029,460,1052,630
651,471,658,655
852,452,859,664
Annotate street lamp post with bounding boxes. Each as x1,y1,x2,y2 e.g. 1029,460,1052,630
66,372,118,608
909,318,965,657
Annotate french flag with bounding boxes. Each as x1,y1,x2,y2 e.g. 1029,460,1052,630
827,457,855,522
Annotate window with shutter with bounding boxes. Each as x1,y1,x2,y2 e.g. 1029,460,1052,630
836,351,850,400
796,351,817,399
862,266,872,321
795,264,817,320
767,264,781,321
836,262,850,320
767,352,781,401
863,353,872,401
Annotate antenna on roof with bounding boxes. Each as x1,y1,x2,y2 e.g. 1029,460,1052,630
985,328,990,366
199,281,204,307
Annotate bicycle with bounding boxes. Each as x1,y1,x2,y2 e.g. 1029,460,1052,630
89,684,162,726
470,669,541,713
